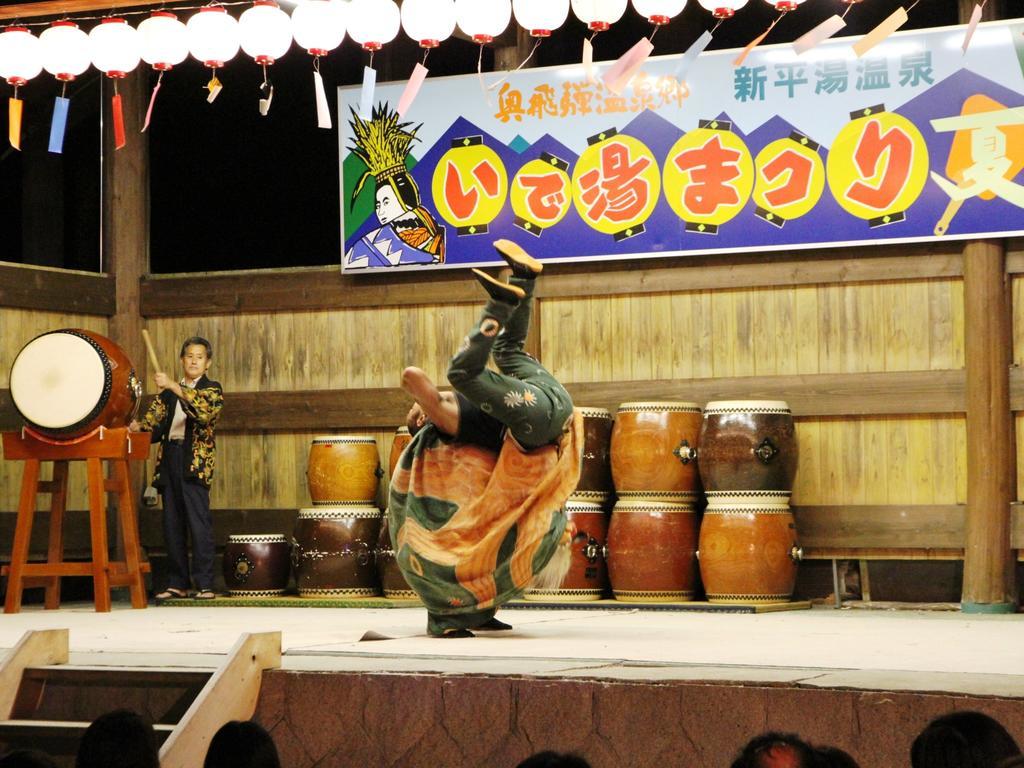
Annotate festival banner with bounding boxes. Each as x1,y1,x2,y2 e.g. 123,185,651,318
339,20,1024,272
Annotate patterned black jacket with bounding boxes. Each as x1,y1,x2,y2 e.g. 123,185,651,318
139,375,224,488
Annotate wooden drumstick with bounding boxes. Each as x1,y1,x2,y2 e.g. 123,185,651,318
141,329,162,373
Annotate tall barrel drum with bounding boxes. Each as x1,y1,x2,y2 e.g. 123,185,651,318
292,506,382,597
525,499,609,602
611,402,702,503
9,329,142,439
307,436,382,505
574,408,614,506
604,499,700,602
222,535,291,597
388,426,412,480
376,518,419,601
697,501,802,603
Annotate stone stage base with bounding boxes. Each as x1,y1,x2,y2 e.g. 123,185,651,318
0,602,1021,767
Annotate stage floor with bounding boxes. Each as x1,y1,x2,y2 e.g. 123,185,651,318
1,602,1021,698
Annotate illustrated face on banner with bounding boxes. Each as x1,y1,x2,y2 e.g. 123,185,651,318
376,186,406,225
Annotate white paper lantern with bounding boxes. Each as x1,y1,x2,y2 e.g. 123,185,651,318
138,11,188,71
89,18,140,78
0,27,43,86
347,0,400,52
41,21,91,82
292,0,347,56
455,0,511,43
571,0,627,31
512,0,570,37
696,0,747,17
239,1,292,64
764,0,803,9
401,0,456,48
632,0,686,24
187,6,240,68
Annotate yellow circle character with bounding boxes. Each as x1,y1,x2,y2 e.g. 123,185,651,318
663,128,754,227
826,111,929,220
511,158,572,231
571,135,660,236
753,138,825,221
431,140,509,229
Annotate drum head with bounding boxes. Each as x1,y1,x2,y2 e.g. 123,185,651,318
10,332,107,430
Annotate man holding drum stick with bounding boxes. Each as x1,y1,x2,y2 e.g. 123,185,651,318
131,336,224,601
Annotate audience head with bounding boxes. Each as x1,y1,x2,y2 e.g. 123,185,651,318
75,709,159,768
0,750,59,768
911,711,1020,768
731,732,817,768
204,720,281,768
515,752,591,768
814,745,861,768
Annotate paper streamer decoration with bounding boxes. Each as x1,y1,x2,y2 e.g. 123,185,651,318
852,6,908,58
112,93,126,150
314,70,331,128
582,37,596,83
359,65,376,118
793,14,845,55
397,62,428,117
603,37,653,95
8,97,22,150
206,74,223,103
961,4,983,54
734,14,781,67
142,76,162,133
48,96,69,154
675,30,712,81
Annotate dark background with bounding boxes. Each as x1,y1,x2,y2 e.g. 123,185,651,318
0,0,960,273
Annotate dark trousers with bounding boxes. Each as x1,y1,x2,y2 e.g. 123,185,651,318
160,442,215,591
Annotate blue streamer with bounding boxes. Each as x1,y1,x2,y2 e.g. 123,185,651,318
48,96,70,155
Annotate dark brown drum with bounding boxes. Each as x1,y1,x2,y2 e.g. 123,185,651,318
222,534,290,596
9,328,142,439
293,506,382,597
376,516,419,601
698,401,797,494
525,500,608,602
610,402,702,502
388,426,412,480
697,501,802,604
573,408,614,504
306,436,382,505
605,499,700,602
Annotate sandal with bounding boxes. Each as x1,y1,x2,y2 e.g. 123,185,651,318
193,589,217,600
155,588,188,600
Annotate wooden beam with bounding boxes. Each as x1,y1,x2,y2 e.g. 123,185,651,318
0,0,163,21
961,240,1017,610
0,630,68,719
140,242,965,317
0,262,114,315
793,505,966,550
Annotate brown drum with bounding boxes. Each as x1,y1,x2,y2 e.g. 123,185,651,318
573,407,614,504
307,436,382,505
610,402,702,502
698,401,797,494
525,500,608,602
293,506,382,597
605,499,700,602
697,501,802,604
222,534,290,596
9,328,142,439
388,426,412,480
375,516,419,600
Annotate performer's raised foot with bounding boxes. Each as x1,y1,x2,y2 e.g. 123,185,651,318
476,618,513,631
494,239,543,279
472,268,526,304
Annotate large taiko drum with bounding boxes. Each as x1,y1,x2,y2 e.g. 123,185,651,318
388,426,412,480
222,534,290,596
306,436,382,505
9,329,142,439
604,499,700,602
698,401,797,497
610,402,702,502
375,517,419,601
573,408,614,504
525,499,608,602
292,506,382,597
697,501,802,604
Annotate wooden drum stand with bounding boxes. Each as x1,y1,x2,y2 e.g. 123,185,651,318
1,427,152,613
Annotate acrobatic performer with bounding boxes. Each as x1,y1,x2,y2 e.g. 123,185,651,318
390,240,583,637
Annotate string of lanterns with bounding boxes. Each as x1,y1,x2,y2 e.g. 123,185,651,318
0,0,928,152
